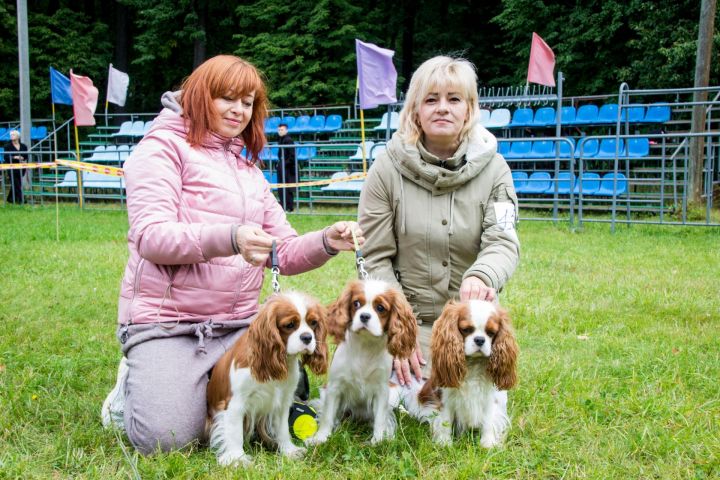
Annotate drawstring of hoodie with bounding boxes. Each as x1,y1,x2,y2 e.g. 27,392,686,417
448,191,456,236
193,320,215,355
399,176,407,235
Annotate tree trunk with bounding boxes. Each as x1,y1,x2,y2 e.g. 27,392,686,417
688,0,717,206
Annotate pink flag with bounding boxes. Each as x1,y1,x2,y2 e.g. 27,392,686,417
70,70,99,126
527,33,556,87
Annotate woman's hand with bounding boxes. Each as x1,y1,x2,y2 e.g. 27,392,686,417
235,225,280,266
392,339,426,386
323,221,364,252
460,276,495,301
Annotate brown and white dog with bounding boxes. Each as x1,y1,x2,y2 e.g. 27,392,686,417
306,279,417,445
206,292,328,466
406,299,518,448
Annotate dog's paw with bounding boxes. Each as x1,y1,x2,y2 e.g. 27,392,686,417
282,445,306,459
305,431,329,446
480,433,501,449
217,450,253,467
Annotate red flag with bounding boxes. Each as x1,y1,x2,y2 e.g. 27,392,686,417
527,33,556,87
70,70,99,126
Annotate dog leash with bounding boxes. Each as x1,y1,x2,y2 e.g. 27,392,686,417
351,229,369,280
270,239,281,294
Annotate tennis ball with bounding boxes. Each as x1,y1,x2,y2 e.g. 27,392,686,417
289,402,318,440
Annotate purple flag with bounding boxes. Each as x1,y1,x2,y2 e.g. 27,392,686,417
356,39,397,110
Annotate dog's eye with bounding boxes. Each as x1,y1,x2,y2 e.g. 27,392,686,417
375,304,386,313
352,300,361,308
308,319,318,328
460,326,474,335
487,330,496,337
284,321,296,330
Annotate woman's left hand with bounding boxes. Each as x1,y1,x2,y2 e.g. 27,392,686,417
324,221,364,252
460,276,496,301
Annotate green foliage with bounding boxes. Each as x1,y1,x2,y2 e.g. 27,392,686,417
0,205,719,478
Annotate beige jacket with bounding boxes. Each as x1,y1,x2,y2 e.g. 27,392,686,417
358,124,520,324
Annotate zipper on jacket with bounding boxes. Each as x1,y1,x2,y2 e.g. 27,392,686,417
224,145,249,313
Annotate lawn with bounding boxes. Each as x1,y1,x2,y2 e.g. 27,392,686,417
0,205,718,479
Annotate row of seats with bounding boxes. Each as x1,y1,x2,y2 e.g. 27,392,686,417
512,171,628,196
499,137,650,159
84,144,135,162
112,120,153,137
265,114,343,135
0,126,49,141
245,141,387,162
55,170,126,189
479,103,671,129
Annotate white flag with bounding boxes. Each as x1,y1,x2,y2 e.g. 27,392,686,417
106,64,129,107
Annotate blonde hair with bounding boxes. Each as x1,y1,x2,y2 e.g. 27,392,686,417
397,56,478,145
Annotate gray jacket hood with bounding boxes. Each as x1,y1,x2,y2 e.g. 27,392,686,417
386,124,498,195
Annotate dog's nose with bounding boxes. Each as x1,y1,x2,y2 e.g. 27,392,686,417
474,336,485,347
300,333,313,345
359,313,371,324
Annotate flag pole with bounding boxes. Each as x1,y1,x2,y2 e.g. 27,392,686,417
105,100,109,127
356,76,367,174
52,101,59,241
74,123,84,208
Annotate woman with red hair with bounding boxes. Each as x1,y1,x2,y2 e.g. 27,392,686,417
101,55,363,454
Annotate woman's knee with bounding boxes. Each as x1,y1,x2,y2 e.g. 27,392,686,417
125,411,205,455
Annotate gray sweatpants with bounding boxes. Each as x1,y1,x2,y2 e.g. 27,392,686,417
118,318,253,454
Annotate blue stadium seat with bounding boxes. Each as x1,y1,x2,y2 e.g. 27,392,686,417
263,171,278,185
323,114,342,132
280,116,296,130
511,171,528,193
0,147,4,162
265,116,281,134
308,115,326,133
498,141,511,156
524,172,552,194
596,138,625,159
556,137,576,158
574,105,599,124
290,115,311,134
510,108,534,127
505,141,532,159
296,145,317,161
575,138,599,158
31,126,48,140
532,107,556,126
626,138,650,157
0,128,8,142
549,171,575,195
528,140,554,158
259,146,279,162
560,106,577,125
597,104,619,124
643,103,671,123
593,172,628,196
621,105,646,123
573,172,601,195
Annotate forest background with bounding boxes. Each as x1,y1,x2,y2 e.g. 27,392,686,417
2,0,719,120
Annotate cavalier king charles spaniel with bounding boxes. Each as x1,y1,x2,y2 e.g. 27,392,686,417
408,299,518,448
306,279,417,445
206,292,328,466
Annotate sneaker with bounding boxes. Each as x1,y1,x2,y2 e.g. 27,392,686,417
101,356,129,429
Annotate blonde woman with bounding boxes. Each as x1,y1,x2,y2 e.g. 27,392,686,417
358,56,520,384
3,130,28,203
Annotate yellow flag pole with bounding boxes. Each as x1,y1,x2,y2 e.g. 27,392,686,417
74,124,84,208
356,77,367,174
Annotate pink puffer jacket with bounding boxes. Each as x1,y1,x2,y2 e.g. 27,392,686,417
117,104,331,325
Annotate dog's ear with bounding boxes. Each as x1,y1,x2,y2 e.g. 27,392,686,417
387,289,418,358
326,281,357,343
430,300,467,388
303,303,329,375
248,300,288,382
487,308,518,390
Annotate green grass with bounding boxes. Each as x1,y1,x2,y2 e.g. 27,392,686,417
1,204,719,479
